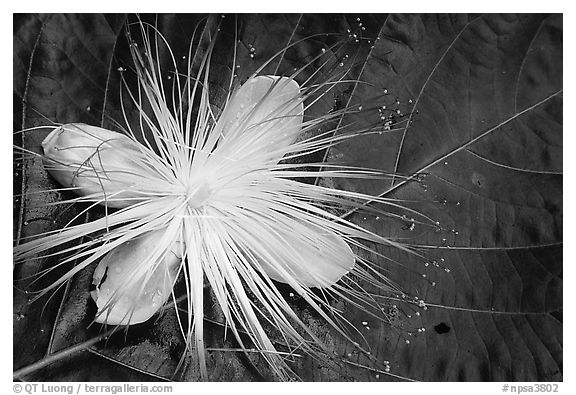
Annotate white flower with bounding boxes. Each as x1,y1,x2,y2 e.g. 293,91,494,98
14,21,420,381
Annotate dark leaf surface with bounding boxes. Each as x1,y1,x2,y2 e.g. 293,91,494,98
13,13,562,382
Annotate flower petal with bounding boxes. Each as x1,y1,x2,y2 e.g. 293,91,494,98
42,123,172,208
256,222,355,289
214,75,303,164
90,230,182,325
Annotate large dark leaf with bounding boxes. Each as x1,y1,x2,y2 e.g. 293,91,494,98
13,13,562,382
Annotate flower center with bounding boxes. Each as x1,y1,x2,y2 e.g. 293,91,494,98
185,180,212,209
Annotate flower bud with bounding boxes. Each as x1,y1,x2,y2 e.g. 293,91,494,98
42,123,169,208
